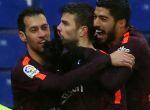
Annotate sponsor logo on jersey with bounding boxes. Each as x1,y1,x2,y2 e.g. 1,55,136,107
23,65,39,78
61,85,84,105
117,46,130,53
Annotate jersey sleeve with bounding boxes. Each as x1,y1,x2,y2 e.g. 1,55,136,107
97,66,131,91
130,36,150,89
39,53,111,91
96,35,150,91
12,51,111,93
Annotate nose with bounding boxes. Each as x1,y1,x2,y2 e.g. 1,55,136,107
57,23,62,36
57,23,61,31
38,29,50,39
94,17,101,27
38,29,46,37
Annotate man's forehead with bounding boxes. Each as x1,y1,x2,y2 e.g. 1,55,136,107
61,13,76,22
94,7,110,15
24,15,48,27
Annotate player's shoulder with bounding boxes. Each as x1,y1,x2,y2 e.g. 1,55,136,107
118,29,148,54
13,55,30,69
12,54,47,81
127,29,150,56
11,54,36,78
129,27,147,45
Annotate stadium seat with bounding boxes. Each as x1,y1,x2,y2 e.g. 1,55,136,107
0,71,13,108
130,0,150,31
0,0,29,28
0,32,26,68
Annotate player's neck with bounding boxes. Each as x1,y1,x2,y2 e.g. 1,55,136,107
77,37,96,50
112,27,128,45
28,48,44,65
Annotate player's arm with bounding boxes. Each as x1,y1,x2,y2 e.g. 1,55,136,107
131,37,150,89
12,48,111,92
39,49,111,91
96,50,135,91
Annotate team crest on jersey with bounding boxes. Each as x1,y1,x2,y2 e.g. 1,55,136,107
117,46,130,53
23,65,39,78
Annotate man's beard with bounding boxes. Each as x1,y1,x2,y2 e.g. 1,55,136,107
106,31,116,44
63,39,78,49
93,30,116,50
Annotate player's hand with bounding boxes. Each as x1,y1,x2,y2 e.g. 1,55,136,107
43,40,63,65
110,51,135,69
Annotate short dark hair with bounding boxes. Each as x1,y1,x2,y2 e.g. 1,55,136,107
17,7,46,32
96,0,131,27
61,3,95,41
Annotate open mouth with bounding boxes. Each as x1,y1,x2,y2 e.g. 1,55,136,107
39,40,47,45
94,29,105,39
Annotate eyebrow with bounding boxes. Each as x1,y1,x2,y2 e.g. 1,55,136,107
61,19,68,24
29,23,49,29
41,23,49,27
94,14,109,19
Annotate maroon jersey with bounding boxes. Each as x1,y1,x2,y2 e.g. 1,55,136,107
125,27,150,110
102,26,150,110
11,48,110,110
60,48,132,110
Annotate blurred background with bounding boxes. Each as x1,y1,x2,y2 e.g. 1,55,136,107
0,0,150,108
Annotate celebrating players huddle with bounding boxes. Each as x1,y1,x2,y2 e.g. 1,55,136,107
11,0,150,110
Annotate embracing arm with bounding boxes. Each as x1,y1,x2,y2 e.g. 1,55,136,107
97,66,131,91
96,50,134,91
39,52,111,91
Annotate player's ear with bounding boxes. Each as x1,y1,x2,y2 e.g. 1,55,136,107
80,26,88,37
118,19,126,28
18,31,27,42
